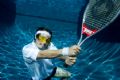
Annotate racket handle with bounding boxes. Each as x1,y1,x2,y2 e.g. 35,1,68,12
64,39,82,68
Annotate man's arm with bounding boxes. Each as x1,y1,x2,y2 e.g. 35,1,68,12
58,56,67,60
37,49,62,59
36,45,80,59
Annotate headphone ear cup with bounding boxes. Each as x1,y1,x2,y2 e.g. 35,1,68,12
46,38,51,44
35,34,40,40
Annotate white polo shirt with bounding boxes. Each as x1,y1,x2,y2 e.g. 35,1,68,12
22,41,57,80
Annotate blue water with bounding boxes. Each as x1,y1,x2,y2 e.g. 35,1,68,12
0,0,120,80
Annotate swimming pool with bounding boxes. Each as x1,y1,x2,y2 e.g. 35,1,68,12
0,0,120,80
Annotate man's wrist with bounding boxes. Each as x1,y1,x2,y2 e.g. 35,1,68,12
60,47,69,56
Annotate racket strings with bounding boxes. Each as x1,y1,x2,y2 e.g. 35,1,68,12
84,0,120,30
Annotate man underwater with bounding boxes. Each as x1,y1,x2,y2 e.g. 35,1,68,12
22,27,80,80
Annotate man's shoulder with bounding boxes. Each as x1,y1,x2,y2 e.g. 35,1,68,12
22,42,34,51
50,42,55,47
49,42,57,50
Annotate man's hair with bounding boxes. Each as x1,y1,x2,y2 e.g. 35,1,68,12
35,27,52,40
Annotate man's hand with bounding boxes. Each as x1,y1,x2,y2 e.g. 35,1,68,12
65,57,77,66
68,45,80,56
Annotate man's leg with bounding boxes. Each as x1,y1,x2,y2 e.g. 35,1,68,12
53,67,71,80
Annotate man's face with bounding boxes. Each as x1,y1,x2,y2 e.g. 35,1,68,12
35,31,51,50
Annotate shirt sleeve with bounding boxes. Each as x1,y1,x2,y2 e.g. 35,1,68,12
22,46,39,62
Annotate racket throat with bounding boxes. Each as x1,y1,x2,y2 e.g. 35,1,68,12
77,23,97,46
82,23,97,36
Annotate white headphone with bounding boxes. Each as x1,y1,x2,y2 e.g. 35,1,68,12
35,31,51,39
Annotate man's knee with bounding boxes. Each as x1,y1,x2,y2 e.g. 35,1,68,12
54,67,71,78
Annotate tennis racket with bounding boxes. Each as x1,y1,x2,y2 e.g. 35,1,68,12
65,0,120,67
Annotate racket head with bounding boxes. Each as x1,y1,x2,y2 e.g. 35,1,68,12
78,0,120,46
